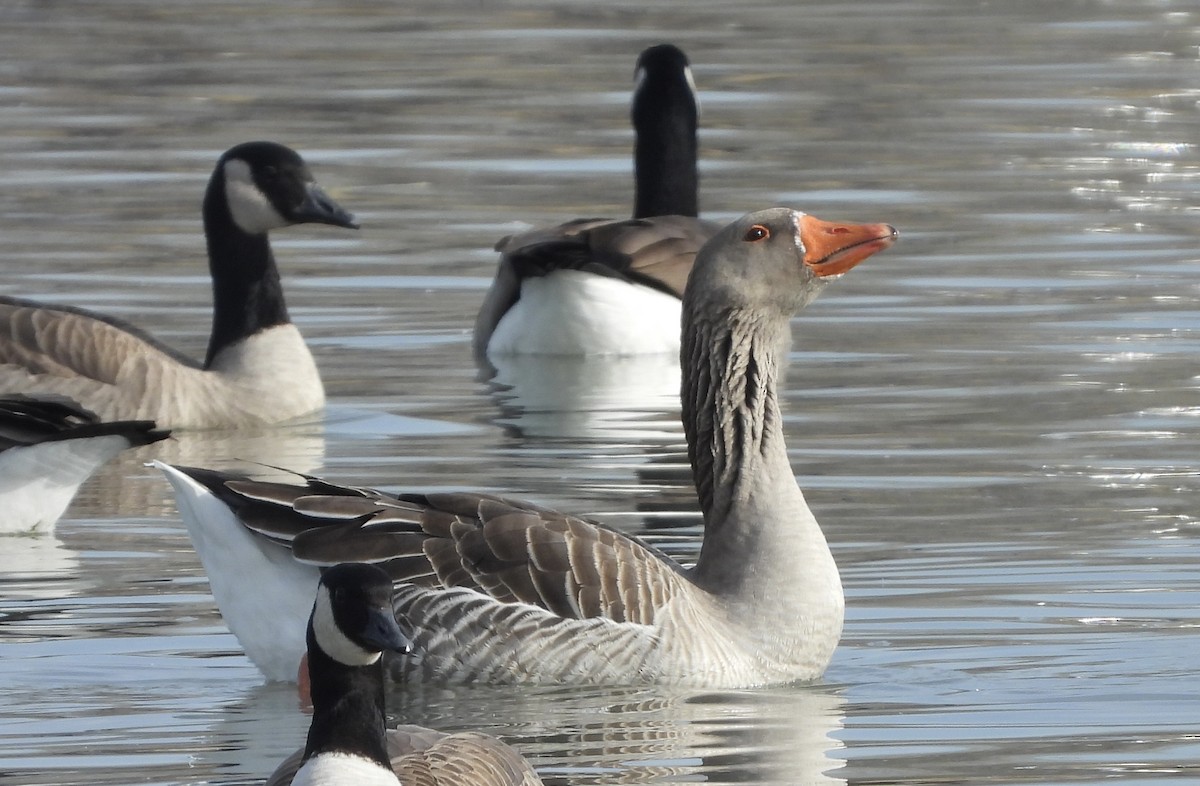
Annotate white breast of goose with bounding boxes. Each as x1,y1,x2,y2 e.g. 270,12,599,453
179,324,324,427
659,581,844,687
292,753,400,786
488,270,682,356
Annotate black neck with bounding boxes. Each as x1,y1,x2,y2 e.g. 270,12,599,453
632,84,699,218
302,628,392,768
201,172,290,368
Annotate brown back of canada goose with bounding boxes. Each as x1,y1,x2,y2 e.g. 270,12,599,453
0,141,357,429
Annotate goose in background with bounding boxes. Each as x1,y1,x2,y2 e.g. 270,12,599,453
0,141,357,429
476,43,722,358
156,207,898,687
0,395,167,532
264,563,542,786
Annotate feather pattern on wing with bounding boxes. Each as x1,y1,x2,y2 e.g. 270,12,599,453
495,215,719,298
204,471,691,627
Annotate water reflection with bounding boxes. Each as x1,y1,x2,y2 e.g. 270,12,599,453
483,353,682,441
0,531,80,601
182,682,846,785
5,0,1200,785
64,421,328,520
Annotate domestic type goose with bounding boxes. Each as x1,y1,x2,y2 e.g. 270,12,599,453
0,141,357,429
0,396,167,532
157,207,898,687
264,563,542,786
475,43,722,358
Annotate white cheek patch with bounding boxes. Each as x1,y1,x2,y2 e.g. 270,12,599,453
683,65,700,116
634,65,647,94
223,159,288,234
311,586,383,667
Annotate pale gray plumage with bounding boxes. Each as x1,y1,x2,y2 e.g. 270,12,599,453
156,207,898,688
0,141,357,430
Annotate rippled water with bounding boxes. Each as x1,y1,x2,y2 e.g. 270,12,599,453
3,1,1200,784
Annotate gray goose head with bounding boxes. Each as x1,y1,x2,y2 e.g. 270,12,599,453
682,208,898,542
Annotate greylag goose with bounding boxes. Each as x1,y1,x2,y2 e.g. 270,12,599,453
0,395,167,532
0,141,357,429
475,43,721,358
156,207,898,687
264,563,542,786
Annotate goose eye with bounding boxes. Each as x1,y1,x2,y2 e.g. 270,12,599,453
743,224,770,242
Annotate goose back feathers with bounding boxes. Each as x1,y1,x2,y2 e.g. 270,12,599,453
157,207,898,688
0,141,357,429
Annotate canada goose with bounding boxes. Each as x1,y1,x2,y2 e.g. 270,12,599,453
0,395,167,532
156,207,898,687
475,43,722,358
0,141,357,429
264,563,542,786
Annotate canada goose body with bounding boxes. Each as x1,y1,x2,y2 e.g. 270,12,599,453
265,563,542,786
0,142,357,429
157,207,898,688
0,396,167,532
476,44,721,358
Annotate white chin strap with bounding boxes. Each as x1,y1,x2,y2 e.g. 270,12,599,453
311,586,383,667
223,158,288,234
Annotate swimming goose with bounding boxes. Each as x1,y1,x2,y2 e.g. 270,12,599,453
0,141,357,429
0,395,168,532
264,563,542,786
156,207,898,687
476,43,722,358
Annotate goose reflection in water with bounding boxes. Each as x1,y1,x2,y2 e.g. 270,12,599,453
194,681,846,786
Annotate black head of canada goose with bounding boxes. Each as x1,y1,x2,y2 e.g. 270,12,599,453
476,44,723,358
264,563,543,786
156,207,898,689
0,141,357,430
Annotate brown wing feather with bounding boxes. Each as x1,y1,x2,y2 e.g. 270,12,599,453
497,215,719,298
0,297,198,384
193,469,691,627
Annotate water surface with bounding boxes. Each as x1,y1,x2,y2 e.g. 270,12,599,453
3,2,1200,784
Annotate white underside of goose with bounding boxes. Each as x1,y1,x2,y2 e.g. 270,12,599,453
487,271,682,356
0,436,135,533
292,753,400,786
156,461,320,681
202,323,326,424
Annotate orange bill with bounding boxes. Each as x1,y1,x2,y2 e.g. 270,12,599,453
800,215,899,277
